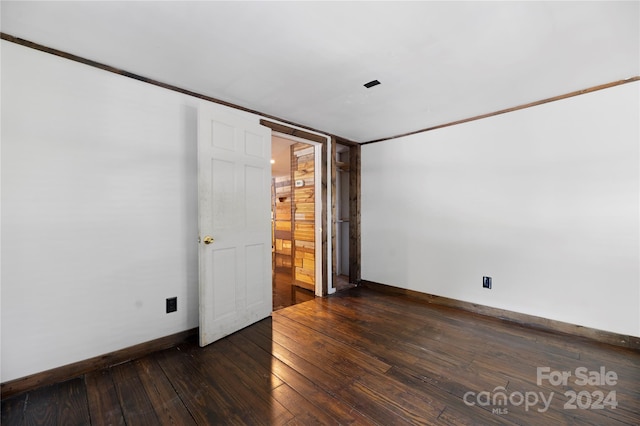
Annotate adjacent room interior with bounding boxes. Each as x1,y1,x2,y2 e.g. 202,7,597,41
271,135,317,310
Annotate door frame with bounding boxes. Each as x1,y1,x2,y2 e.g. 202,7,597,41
260,120,332,296
274,132,325,296
332,138,362,287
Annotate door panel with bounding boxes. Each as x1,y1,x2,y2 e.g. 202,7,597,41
245,243,266,307
245,164,265,227
198,105,272,347
212,159,235,229
211,247,237,320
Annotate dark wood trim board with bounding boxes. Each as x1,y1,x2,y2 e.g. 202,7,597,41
1,328,198,399
4,31,636,149
1,32,357,146
362,77,640,144
349,144,362,284
260,120,327,144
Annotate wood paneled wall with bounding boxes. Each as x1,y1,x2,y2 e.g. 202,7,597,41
291,143,315,290
273,176,292,272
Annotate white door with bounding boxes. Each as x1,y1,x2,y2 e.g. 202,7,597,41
198,104,272,347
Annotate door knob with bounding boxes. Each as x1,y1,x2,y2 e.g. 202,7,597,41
203,236,214,245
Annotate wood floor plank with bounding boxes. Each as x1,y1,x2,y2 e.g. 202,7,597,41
385,366,511,426
270,383,343,425
110,362,160,425
221,333,284,390
155,345,247,424
231,329,376,425
272,313,392,375
19,378,90,426
333,380,416,426
189,340,294,425
56,378,91,426
269,323,372,387
243,321,357,395
85,369,125,426
1,392,26,425
22,383,59,425
134,357,196,425
352,371,446,423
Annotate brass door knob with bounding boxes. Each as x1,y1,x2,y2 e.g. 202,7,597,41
203,236,214,245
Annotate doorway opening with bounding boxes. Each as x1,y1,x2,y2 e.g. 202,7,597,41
271,133,322,310
333,142,356,292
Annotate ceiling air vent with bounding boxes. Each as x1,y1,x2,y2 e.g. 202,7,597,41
364,80,381,88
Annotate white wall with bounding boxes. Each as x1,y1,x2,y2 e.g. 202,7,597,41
362,82,639,337
0,41,262,382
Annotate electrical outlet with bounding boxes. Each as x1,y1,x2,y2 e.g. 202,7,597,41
483,276,492,289
166,297,177,313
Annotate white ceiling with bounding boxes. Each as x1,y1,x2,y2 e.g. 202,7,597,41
2,1,638,143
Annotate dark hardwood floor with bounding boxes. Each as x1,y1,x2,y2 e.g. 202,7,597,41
333,274,357,292
2,287,639,425
273,270,314,311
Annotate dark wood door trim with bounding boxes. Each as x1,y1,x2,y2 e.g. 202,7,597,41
331,138,337,279
348,144,362,285
330,139,362,287
262,120,330,296
321,141,329,295
260,120,328,144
